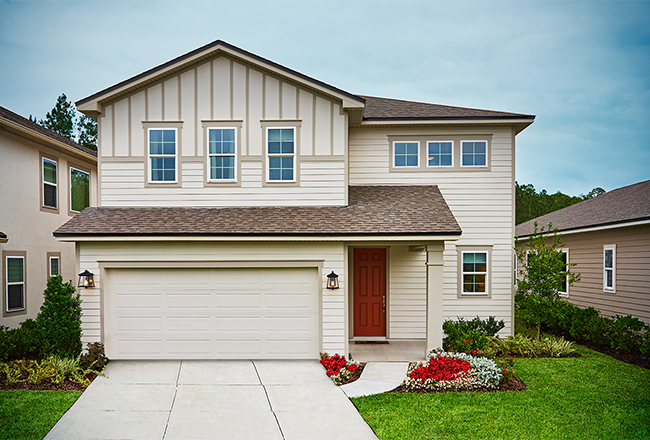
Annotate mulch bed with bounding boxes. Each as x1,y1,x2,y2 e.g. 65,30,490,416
0,374,97,391
389,377,527,394
339,362,365,385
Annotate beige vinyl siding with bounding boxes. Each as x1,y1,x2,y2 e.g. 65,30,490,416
349,126,516,336
388,246,427,339
98,55,347,207
517,224,650,323
77,241,346,354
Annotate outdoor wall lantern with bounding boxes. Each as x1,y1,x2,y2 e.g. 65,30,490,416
326,271,339,290
78,270,95,288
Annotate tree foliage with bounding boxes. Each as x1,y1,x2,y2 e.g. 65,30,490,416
516,182,605,225
34,93,98,150
515,222,580,341
77,114,98,150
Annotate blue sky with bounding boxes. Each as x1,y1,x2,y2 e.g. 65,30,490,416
1,0,648,195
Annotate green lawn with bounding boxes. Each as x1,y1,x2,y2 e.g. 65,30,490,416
352,345,650,440
0,390,81,440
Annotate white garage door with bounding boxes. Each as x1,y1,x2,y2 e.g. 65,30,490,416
104,267,320,360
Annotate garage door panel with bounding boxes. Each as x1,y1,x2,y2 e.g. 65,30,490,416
105,267,320,359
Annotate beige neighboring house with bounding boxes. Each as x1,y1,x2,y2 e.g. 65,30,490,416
516,179,650,324
55,40,535,360
0,106,97,328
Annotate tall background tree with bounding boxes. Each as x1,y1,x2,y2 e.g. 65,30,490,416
516,182,605,224
33,93,97,151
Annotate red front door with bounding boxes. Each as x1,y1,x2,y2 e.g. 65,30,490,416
353,248,386,337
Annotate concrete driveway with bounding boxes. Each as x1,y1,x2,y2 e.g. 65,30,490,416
45,360,378,440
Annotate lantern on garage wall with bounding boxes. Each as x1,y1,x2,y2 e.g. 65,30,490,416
78,270,95,288
326,271,339,290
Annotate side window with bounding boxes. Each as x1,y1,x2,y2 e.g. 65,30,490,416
461,141,487,167
558,249,569,297
49,256,60,277
394,141,419,167
604,244,616,292
43,158,57,209
267,127,295,182
70,167,90,212
6,256,25,312
462,251,488,294
207,128,237,181
148,128,177,183
427,141,453,167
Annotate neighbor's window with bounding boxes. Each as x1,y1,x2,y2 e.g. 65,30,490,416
149,128,177,182
462,252,488,294
604,244,616,292
70,167,90,212
267,127,295,181
49,256,59,277
43,158,57,209
558,249,569,297
6,256,25,312
394,141,419,167
461,141,487,167
207,128,236,181
427,141,453,167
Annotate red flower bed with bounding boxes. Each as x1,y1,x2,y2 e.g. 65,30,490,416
320,353,357,377
408,355,473,382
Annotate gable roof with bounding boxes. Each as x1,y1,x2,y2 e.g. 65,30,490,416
516,179,650,237
0,105,97,159
360,95,534,120
54,185,462,238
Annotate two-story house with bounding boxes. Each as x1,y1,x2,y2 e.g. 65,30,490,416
1,105,97,328
55,41,534,360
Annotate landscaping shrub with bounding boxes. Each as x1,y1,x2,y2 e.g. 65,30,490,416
79,342,109,370
0,355,101,388
0,319,42,361
36,276,82,359
442,316,505,352
320,353,358,385
487,334,575,358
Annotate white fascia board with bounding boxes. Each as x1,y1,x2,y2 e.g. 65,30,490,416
516,218,650,242
55,234,461,243
359,118,535,127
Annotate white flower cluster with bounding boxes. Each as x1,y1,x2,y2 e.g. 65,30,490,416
328,364,358,385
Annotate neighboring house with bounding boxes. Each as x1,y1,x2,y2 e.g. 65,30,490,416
515,179,650,324
55,40,535,360
0,105,97,328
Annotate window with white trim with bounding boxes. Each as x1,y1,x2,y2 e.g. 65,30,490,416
462,252,488,294
461,141,487,167
558,249,569,297
267,127,295,181
70,167,90,212
43,158,57,209
207,128,237,181
604,244,616,292
427,141,453,167
49,256,59,277
6,256,25,312
394,141,419,167
148,128,177,182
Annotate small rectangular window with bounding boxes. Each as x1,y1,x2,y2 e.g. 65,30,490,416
43,158,57,208
49,256,59,277
604,245,616,292
461,141,487,167
6,256,25,312
149,128,177,182
70,167,90,212
207,128,237,181
394,141,419,167
267,127,295,182
558,249,569,297
427,141,453,167
462,252,487,294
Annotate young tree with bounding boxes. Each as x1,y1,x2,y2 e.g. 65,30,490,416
515,222,580,340
77,114,98,151
40,93,76,140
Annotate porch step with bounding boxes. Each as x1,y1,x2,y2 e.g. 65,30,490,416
340,362,409,398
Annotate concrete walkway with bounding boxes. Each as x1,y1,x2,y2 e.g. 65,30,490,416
45,360,378,440
340,362,410,398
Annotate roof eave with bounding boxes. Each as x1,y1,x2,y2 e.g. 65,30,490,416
357,117,535,131
516,217,650,240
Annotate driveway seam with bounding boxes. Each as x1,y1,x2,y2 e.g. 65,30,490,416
252,360,286,440
162,360,182,439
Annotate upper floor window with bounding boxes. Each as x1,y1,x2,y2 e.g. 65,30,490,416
43,158,57,209
49,256,59,277
427,141,453,167
461,141,487,167
462,251,488,294
149,128,177,183
267,127,295,182
6,256,25,312
208,128,237,181
70,167,90,212
604,244,616,292
394,141,419,167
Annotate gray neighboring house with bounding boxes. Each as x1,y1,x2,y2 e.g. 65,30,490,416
516,179,650,324
0,105,97,328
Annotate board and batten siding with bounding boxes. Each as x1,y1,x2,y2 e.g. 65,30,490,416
349,126,516,335
97,55,347,207
77,241,347,355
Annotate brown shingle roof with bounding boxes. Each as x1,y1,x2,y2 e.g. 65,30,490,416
0,105,97,158
55,186,462,237
359,95,535,120
516,179,650,237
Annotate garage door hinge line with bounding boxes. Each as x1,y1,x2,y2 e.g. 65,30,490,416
252,360,286,440
162,360,182,439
